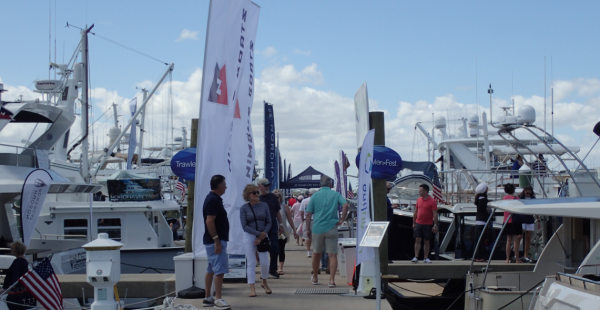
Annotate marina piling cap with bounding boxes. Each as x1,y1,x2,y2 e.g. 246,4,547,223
257,178,270,186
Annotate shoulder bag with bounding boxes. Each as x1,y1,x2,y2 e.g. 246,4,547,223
249,204,270,252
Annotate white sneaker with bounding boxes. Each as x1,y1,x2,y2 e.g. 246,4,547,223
307,251,312,257
202,296,215,307
410,257,418,263
424,258,432,264
213,299,231,310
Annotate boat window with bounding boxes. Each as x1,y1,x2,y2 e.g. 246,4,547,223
98,218,121,241
64,219,88,239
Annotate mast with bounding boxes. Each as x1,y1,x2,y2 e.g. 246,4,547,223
81,24,94,182
137,88,148,167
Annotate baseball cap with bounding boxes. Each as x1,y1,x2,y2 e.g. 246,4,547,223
257,178,270,186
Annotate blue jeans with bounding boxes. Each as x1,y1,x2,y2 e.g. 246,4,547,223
321,250,328,269
268,230,279,273
205,240,229,275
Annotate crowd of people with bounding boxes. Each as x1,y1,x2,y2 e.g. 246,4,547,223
200,174,348,310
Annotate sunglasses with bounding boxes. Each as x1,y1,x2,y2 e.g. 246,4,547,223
250,191,259,195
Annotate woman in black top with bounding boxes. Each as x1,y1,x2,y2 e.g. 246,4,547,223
2,241,35,310
474,183,490,262
240,184,272,297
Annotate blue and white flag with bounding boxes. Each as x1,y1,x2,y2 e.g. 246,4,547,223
127,97,137,169
356,129,375,266
20,169,52,247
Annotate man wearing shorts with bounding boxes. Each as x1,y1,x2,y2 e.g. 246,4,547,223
412,184,438,263
306,175,348,287
202,175,231,310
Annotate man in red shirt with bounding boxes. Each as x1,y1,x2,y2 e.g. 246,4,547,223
411,184,438,263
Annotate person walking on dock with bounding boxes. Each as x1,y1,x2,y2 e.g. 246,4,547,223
300,189,315,257
411,184,438,263
202,175,231,310
257,178,284,279
306,175,348,287
240,184,273,297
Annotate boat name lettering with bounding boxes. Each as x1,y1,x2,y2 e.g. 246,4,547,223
175,161,196,168
373,159,398,166
69,252,86,271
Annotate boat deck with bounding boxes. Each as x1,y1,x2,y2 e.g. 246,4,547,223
386,260,535,280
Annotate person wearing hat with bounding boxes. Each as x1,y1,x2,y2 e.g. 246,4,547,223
474,183,490,262
256,178,284,279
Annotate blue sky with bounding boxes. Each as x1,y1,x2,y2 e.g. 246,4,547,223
2,1,600,179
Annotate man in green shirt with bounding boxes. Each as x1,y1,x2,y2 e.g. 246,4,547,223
306,175,348,288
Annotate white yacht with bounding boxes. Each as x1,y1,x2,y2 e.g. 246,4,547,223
0,26,182,275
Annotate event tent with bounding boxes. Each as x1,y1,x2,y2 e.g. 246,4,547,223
279,166,331,189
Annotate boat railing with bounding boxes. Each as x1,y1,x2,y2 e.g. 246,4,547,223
527,286,543,310
556,272,600,292
40,234,88,240
576,264,600,275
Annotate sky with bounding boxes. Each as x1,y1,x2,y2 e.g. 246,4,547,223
2,1,600,184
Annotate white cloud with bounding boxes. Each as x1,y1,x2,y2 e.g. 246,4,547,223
294,49,311,56
260,63,324,85
176,29,199,42
3,70,600,181
259,47,277,57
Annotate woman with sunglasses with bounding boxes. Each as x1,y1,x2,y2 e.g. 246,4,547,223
240,184,272,297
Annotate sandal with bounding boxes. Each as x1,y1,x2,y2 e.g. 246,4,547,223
277,270,284,275
261,284,272,294
249,292,257,297
311,276,319,285
328,283,336,288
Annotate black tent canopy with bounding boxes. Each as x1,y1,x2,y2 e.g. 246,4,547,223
279,166,331,189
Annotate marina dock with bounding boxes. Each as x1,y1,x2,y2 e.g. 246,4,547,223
58,243,392,309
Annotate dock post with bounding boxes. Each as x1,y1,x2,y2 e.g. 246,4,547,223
369,111,388,287
185,118,198,253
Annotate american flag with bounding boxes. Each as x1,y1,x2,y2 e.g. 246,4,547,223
176,180,187,202
19,258,63,310
347,183,354,199
431,170,448,205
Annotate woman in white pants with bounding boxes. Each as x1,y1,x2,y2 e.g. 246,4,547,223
240,184,272,297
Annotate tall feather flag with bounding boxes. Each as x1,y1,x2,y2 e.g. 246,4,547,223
19,258,64,310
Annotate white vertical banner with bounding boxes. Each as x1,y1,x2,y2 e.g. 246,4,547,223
354,82,370,150
194,0,260,257
356,129,375,266
20,169,53,247
127,97,137,170
227,4,260,255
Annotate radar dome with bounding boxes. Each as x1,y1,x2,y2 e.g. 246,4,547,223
468,114,479,127
434,116,447,129
518,105,536,124
108,126,120,143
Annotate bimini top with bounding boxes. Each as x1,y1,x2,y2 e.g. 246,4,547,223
489,197,600,219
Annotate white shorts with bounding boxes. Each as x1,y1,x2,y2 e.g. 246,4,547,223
522,223,534,231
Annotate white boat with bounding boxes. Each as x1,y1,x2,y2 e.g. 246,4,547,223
0,26,182,276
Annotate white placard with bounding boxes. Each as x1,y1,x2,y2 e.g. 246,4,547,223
359,221,389,248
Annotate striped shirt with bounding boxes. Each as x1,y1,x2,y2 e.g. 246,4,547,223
240,202,272,237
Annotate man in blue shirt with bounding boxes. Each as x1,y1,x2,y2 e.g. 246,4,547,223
306,175,348,288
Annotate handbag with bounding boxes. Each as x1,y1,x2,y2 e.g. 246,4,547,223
249,204,270,252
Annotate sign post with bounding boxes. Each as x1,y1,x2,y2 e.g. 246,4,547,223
359,221,389,310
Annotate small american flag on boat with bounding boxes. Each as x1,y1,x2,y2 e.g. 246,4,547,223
176,180,187,202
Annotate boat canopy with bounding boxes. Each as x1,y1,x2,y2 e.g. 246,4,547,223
0,165,101,194
488,197,600,219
